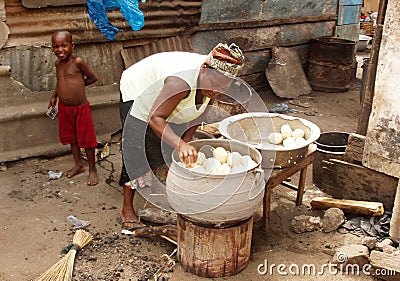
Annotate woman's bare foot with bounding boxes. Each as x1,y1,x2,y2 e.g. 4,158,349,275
87,169,99,186
65,165,85,178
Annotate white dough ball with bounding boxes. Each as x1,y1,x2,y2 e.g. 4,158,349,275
196,151,207,166
246,159,258,170
283,136,296,148
280,124,293,138
295,137,307,147
212,147,229,164
188,165,206,173
292,128,305,139
227,151,243,167
268,132,284,145
202,157,221,173
230,165,247,173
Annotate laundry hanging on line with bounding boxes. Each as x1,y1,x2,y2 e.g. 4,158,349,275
86,0,146,41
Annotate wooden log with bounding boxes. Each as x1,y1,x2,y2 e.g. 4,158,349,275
344,133,365,163
310,197,384,217
177,214,253,278
131,225,177,238
369,250,400,281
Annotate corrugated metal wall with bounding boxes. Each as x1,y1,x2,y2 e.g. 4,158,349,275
5,0,202,45
1,0,201,91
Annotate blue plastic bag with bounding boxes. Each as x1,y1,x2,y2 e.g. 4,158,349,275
86,0,145,41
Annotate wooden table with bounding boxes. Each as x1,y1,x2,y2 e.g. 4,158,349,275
262,145,316,231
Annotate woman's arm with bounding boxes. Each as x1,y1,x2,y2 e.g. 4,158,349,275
148,76,198,165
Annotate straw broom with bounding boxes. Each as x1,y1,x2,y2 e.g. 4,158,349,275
36,229,93,281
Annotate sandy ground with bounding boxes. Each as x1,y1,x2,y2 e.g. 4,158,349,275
0,57,381,281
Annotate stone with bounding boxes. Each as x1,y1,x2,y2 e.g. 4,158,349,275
375,239,394,251
332,244,370,270
291,215,321,234
362,237,378,250
321,207,346,232
382,244,397,254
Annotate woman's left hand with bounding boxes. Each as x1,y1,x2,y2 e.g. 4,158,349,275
178,141,198,167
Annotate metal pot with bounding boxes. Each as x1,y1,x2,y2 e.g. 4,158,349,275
219,112,321,168
166,139,265,225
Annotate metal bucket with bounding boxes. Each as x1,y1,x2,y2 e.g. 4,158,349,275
307,37,356,92
218,112,321,169
166,139,265,225
312,132,349,187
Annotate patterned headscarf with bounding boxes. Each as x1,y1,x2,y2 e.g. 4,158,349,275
204,43,245,77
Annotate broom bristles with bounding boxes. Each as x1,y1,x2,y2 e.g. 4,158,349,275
36,230,93,281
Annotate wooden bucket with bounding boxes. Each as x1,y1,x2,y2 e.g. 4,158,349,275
177,214,253,277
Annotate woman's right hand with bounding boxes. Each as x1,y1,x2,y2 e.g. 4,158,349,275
178,141,198,167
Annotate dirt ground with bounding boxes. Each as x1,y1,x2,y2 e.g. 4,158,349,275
0,54,381,281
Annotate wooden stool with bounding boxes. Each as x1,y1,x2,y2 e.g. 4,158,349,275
262,145,316,231
177,214,253,278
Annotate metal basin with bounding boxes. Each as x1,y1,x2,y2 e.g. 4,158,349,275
166,139,265,224
219,112,321,168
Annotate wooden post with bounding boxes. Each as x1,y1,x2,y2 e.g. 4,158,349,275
390,181,400,238
357,0,388,135
177,215,253,278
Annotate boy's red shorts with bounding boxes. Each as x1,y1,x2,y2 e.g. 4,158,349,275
58,102,98,149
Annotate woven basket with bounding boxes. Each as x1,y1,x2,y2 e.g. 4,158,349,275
360,21,374,36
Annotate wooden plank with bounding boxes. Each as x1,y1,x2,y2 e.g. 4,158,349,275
334,24,360,42
191,21,336,54
265,46,312,99
344,133,365,163
22,0,85,8
310,197,384,217
369,250,400,281
200,0,337,24
390,181,400,238
363,0,400,178
0,0,5,22
337,2,362,25
314,158,398,210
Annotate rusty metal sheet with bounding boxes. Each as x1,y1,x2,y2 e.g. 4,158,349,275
200,0,337,24
121,36,192,69
363,0,400,178
3,41,124,91
5,0,201,46
9,45,56,91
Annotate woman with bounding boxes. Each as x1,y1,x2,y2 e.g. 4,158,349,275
118,43,245,229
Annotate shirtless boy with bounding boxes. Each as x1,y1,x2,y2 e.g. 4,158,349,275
48,30,99,185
